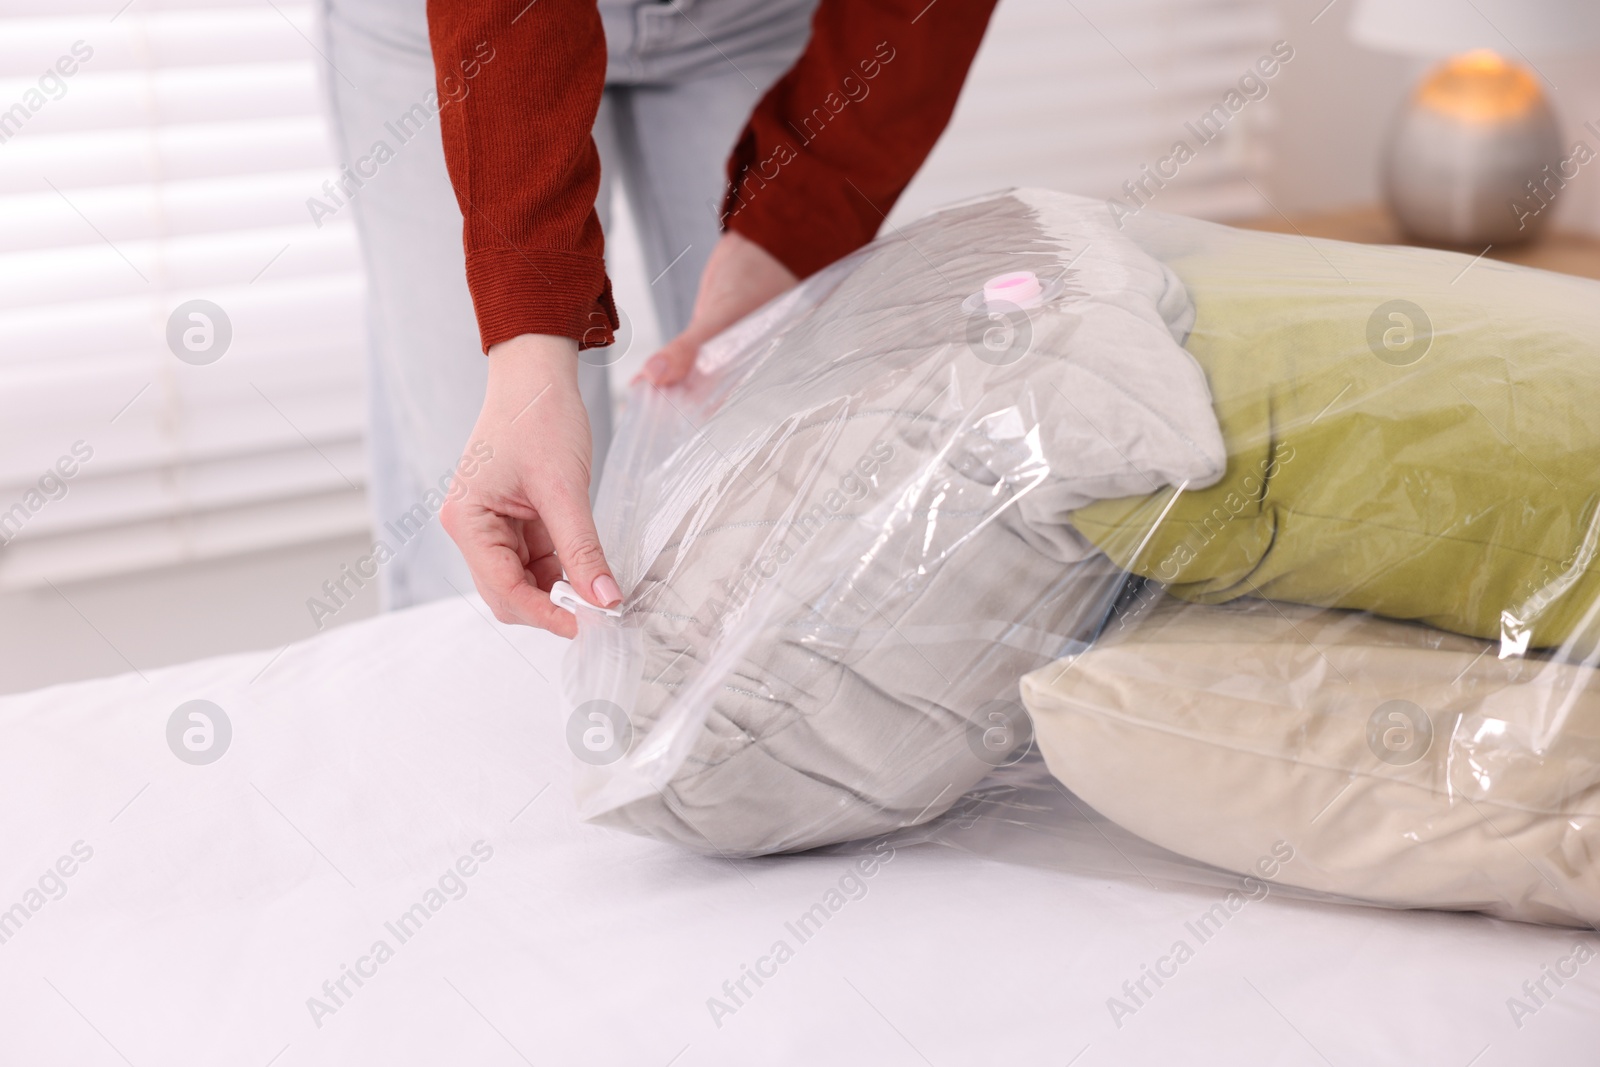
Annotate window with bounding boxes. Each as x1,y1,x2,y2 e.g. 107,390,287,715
0,0,365,589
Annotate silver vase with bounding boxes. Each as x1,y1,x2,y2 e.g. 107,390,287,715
1383,56,1563,246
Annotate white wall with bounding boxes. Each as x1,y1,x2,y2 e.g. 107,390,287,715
1259,0,1413,212
895,0,1284,224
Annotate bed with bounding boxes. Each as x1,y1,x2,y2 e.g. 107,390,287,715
1,595,1595,1066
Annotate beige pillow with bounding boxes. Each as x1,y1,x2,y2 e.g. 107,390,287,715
1021,597,1600,927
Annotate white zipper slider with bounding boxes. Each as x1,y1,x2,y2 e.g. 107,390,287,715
550,579,624,618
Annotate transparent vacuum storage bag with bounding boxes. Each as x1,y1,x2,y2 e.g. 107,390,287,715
564,189,1600,928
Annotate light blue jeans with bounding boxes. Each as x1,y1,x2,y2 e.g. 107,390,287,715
320,0,816,609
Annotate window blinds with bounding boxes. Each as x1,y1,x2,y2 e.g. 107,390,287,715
0,0,365,590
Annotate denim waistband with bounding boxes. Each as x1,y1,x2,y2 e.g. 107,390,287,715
602,0,819,85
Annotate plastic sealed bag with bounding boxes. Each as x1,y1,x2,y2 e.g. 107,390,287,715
564,188,1600,927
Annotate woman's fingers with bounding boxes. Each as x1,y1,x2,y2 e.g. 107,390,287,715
640,332,705,386
446,502,551,625
500,575,579,638
537,475,622,610
637,231,800,387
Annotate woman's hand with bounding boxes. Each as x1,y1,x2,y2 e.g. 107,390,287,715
638,230,799,386
443,333,621,638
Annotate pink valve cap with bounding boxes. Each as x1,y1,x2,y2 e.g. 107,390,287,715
983,271,1043,307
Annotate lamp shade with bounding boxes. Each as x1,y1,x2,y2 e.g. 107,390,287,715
1350,0,1600,57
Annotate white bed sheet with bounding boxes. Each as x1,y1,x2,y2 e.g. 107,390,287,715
0,596,1596,1066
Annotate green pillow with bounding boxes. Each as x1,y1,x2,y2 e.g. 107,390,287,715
1071,227,1600,654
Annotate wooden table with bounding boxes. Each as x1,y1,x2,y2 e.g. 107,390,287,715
1231,204,1600,281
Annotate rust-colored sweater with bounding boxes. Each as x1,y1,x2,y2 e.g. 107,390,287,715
425,0,999,352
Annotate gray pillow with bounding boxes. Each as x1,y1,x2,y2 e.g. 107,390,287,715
569,190,1225,855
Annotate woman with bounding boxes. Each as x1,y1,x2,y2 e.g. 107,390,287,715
324,0,998,632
